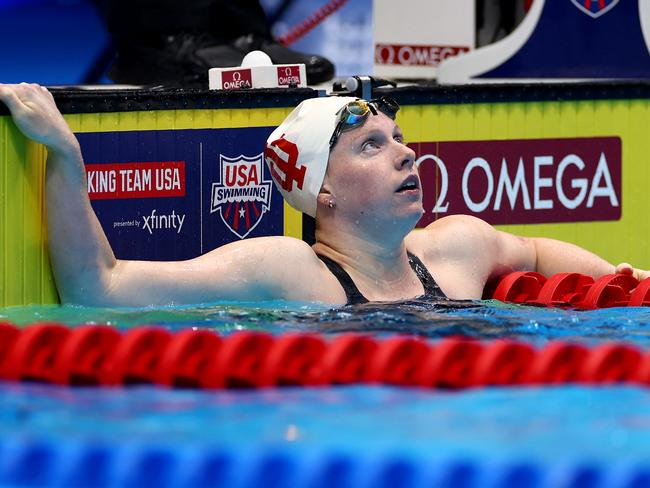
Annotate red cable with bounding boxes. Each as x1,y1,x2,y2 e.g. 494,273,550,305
492,272,650,309
278,0,349,46
1,325,650,391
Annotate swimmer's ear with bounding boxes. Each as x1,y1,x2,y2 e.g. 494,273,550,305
317,179,335,210
319,172,333,196
316,188,332,205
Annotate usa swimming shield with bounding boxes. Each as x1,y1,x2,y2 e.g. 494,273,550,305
210,154,272,239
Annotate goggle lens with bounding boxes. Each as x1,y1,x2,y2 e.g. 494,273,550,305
329,97,400,148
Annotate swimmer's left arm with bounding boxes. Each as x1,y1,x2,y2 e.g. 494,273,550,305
419,215,616,279
524,237,614,278
494,230,650,280
452,218,613,280
412,215,648,299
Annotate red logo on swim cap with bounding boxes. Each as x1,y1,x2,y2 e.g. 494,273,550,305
264,134,306,193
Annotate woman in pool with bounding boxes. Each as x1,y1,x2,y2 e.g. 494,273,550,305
0,83,647,306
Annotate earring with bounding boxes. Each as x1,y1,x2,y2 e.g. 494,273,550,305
328,200,336,209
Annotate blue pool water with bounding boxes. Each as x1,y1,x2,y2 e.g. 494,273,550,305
2,382,650,463
1,300,650,486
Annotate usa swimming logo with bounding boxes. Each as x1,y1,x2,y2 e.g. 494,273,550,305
211,154,272,239
570,0,619,18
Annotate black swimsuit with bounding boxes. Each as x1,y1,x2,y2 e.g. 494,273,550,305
317,251,447,305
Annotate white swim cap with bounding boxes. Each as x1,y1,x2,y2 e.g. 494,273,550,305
264,96,357,217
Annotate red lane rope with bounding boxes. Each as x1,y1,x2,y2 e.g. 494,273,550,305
1,323,650,390
277,0,349,46
491,272,650,309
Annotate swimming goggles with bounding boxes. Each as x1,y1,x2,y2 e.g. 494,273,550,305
329,96,400,148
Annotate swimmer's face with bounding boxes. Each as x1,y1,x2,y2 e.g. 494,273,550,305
323,112,423,229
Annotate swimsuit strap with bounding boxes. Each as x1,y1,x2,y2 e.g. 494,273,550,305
316,254,369,305
407,251,447,299
317,251,447,305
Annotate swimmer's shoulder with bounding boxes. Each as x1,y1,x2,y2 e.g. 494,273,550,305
405,215,497,299
202,235,321,269
406,214,495,260
201,236,345,303
261,236,347,303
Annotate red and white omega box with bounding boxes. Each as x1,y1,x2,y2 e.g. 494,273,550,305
209,64,307,90
373,0,475,79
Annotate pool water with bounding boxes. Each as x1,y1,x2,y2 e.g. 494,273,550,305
2,298,650,345
1,299,650,486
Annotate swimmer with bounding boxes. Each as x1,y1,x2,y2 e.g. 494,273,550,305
0,83,648,306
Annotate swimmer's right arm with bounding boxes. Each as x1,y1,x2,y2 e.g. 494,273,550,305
0,83,119,303
0,84,325,306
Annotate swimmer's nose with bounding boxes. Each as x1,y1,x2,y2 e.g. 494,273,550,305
397,144,416,170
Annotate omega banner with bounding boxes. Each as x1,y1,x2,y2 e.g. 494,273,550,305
414,136,622,226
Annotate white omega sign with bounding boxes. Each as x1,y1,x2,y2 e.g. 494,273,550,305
414,137,621,226
416,144,619,223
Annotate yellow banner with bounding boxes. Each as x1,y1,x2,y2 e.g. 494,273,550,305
2,97,649,306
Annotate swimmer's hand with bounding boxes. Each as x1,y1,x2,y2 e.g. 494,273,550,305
615,262,650,281
0,83,78,154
